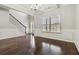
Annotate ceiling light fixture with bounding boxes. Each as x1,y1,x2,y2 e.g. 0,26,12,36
30,4,42,11
56,4,61,8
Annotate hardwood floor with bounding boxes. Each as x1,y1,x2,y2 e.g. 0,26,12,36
35,37,78,55
0,35,78,55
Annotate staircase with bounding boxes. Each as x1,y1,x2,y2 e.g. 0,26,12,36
0,7,28,40
9,14,27,34
9,9,30,38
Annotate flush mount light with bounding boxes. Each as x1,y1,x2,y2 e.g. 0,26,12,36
56,4,61,8
30,4,61,11
30,4,42,11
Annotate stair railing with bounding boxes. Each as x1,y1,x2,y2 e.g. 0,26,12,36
9,14,27,35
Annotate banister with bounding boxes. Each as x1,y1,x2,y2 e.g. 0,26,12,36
9,14,26,28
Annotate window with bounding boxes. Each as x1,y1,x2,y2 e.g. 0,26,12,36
42,15,61,33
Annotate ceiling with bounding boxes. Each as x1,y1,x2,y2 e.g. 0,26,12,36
18,4,67,14
19,4,56,12
0,4,67,15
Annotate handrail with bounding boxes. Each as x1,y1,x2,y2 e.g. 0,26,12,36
9,14,26,28
9,13,27,35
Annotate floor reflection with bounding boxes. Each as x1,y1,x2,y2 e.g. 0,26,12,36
42,42,63,55
50,44,63,54
30,34,35,49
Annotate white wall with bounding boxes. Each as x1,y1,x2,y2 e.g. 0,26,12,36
10,9,29,33
34,5,76,42
74,5,79,52
0,7,25,40
0,7,16,29
10,9,28,26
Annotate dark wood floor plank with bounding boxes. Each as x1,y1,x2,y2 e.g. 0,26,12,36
0,35,78,55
